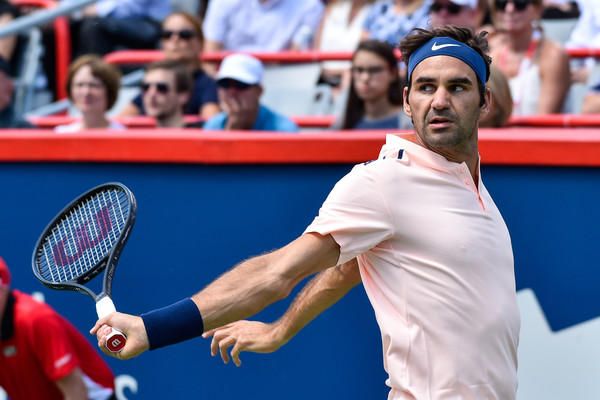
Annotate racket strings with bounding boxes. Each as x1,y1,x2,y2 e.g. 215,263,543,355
37,189,130,283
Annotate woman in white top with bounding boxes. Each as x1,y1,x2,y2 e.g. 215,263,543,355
487,0,570,115
314,0,374,89
55,55,125,133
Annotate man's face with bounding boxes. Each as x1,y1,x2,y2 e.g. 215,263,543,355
430,0,477,29
142,69,184,120
403,55,490,161
216,79,262,115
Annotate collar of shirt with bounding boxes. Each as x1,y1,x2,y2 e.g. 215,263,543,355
256,0,283,10
380,134,482,188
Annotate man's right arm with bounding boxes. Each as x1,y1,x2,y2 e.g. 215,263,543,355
91,232,341,359
192,233,341,331
203,258,362,366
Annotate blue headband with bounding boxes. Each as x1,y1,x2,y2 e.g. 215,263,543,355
407,37,487,85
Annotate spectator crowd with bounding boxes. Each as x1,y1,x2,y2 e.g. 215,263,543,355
0,0,598,131
0,1,598,398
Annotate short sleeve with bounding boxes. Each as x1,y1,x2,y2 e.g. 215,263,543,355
362,3,380,32
203,0,234,42
305,161,395,264
298,1,325,35
29,314,79,382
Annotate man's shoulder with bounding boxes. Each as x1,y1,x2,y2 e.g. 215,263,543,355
295,0,325,12
257,105,298,132
193,69,216,86
13,290,56,321
207,0,245,14
203,112,227,130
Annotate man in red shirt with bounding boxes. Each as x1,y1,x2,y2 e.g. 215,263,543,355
0,257,116,400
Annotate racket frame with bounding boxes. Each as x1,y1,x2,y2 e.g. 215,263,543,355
31,182,136,352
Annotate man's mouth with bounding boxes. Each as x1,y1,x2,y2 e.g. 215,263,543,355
428,116,454,129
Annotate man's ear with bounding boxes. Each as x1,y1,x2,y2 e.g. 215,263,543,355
480,86,492,115
403,86,412,118
179,91,191,108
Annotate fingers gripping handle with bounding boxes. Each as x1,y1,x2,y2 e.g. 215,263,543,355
96,296,127,353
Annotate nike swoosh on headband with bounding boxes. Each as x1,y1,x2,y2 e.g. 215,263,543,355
431,42,461,51
408,37,487,85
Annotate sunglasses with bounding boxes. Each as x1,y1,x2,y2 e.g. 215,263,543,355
351,65,385,76
495,0,530,11
141,82,171,94
217,79,252,90
429,2,465,14
160,29,196,40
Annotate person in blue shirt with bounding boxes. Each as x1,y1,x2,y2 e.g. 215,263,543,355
203,54,299,132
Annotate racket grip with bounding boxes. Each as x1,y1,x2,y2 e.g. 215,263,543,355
96,296,127,353
105,328,127,353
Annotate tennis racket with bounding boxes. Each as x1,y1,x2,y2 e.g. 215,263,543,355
32,182,136,353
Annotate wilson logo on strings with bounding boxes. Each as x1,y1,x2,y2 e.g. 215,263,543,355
52,203,114,266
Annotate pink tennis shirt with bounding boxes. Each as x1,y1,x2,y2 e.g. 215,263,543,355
305,134,520,399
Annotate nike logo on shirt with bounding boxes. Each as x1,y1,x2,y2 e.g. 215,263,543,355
431,42,461,51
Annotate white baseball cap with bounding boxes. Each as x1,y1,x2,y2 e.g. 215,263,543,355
217,53,264,85
449,0,478,9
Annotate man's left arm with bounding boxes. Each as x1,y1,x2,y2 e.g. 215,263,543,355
203,258,362,366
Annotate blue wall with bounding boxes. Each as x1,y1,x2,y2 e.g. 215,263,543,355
0,161,598,399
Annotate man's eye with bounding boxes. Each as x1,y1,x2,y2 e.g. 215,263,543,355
419,84,435,92
451,85,466,92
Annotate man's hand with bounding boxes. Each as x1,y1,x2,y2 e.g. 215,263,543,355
90,313,150,360
221,90,259,130
203,320,286,366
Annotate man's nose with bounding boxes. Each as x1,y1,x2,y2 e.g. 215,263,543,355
431,87,451,109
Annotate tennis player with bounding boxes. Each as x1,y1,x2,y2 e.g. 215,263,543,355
93,25,520,399
0,257,116,400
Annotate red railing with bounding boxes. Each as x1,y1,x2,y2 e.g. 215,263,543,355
1,128,600,166
12,0,70,100
26,114,600,129
103,48,600,66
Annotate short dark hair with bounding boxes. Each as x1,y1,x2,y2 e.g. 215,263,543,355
145,60,193,94
399,26,492,107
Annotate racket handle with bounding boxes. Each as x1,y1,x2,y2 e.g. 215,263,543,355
105,328,127,353
96,296,127,353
